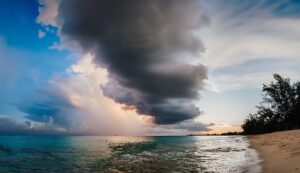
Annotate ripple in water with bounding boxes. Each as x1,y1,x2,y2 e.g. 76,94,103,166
0,136,261,173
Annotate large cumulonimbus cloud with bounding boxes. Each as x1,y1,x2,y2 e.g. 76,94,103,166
57,0,209,124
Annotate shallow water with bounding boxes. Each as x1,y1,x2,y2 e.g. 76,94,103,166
0,136,260,173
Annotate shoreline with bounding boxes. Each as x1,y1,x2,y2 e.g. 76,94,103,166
247,129,300,173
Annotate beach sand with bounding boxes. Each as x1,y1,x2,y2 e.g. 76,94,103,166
248,129,300,173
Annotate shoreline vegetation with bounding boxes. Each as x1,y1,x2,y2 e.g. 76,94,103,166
187,131,242,136
190,74,300,172
242,74,300,134
192,74,300,137
241,74,300,173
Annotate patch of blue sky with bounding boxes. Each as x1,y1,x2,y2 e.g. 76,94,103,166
211,58,298,76
203,0,300,17
0,0,73,120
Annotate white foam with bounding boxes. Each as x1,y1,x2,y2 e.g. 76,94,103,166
243,140,262,173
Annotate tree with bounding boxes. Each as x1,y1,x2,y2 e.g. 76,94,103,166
242,74,300,134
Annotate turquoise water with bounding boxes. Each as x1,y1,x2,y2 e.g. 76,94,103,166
0,136,260,173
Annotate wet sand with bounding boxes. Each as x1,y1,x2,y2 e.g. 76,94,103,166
248,129,300,173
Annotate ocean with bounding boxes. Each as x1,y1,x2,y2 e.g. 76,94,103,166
0,136,261,173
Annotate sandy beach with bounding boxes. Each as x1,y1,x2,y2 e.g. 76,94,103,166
248,129,300,173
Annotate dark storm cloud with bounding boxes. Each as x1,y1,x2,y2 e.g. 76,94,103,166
17,87,79,129
0,116,67,135
167,120,214,132
0,117,31,135
57,0,209,124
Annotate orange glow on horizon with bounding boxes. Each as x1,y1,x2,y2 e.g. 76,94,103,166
205,124,242,135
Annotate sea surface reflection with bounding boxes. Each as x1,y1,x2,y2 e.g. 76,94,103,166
0,136,260,173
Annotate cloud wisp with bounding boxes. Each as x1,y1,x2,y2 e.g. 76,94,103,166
200,0,300,92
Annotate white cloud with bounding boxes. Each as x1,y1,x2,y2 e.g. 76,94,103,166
36,0,59,27
200,1,300,92
38,30,45,38
47,54,151,135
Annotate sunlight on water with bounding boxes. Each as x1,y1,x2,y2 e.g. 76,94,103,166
0,136,260,173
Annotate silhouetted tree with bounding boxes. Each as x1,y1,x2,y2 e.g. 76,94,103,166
242,74,300,134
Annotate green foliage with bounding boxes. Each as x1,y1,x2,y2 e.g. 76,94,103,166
242,74,300,134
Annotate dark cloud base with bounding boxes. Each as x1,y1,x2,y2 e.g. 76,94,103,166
0,116,66,135
58,0,209,124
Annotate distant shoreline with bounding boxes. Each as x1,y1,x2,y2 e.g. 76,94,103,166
187,131,243,136
247,129,300,173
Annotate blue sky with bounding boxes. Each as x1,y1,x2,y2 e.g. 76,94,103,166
0,0,72,121
1,0,300,135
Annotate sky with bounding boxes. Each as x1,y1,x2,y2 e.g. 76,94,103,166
0,0,300,135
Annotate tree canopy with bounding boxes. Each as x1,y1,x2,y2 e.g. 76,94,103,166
242,74,300,134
